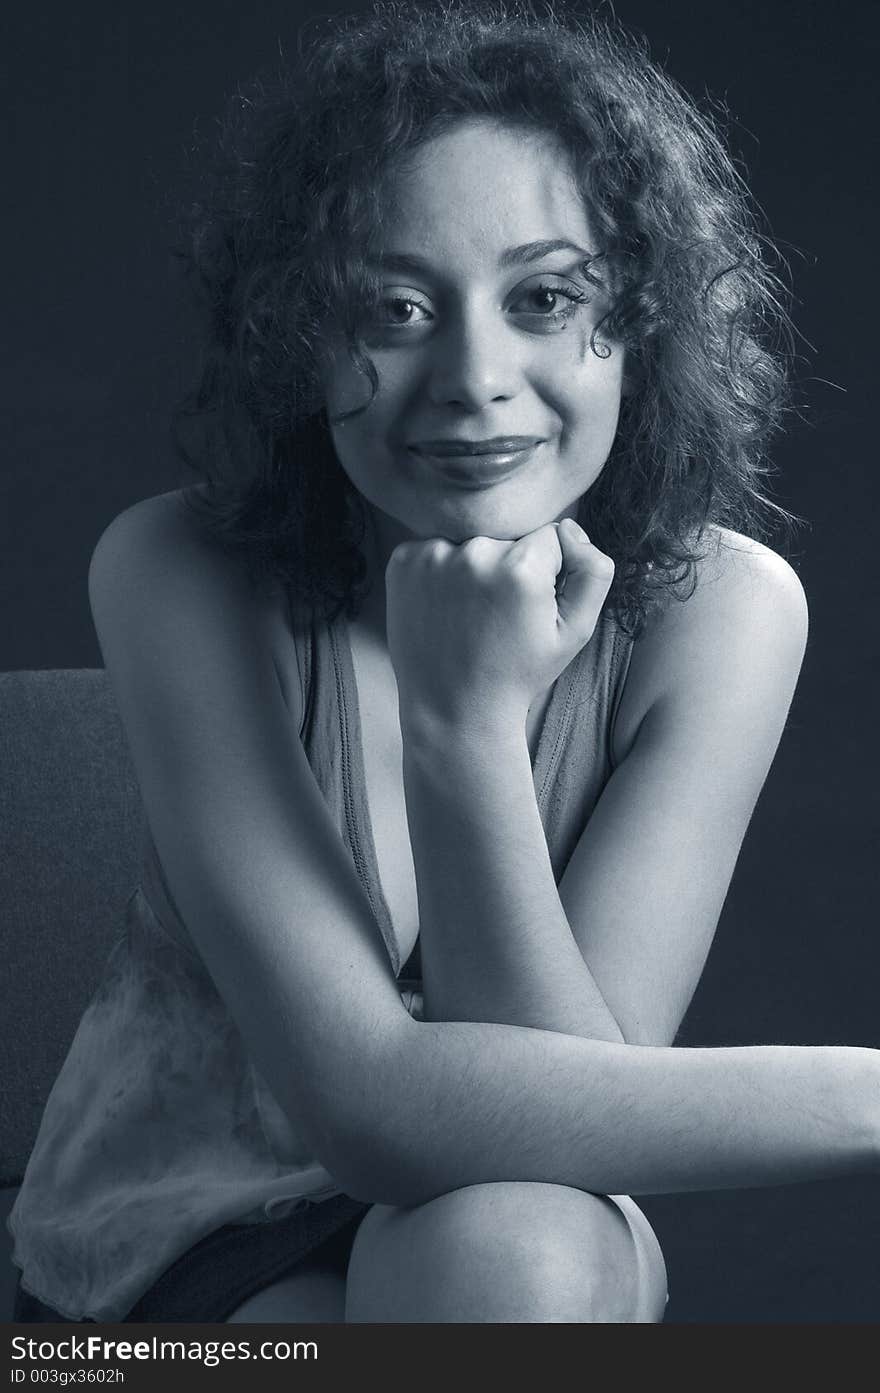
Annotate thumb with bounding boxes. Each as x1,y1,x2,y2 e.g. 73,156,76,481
555,517,615,639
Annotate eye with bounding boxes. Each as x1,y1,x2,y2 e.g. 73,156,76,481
509,279,591,331
375,292,433,328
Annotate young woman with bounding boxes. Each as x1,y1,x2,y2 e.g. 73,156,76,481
10,2,879,1324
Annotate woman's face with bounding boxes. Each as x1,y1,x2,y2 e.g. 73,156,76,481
322,118,625,551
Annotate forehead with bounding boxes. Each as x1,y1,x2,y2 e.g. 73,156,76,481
376,118,596,263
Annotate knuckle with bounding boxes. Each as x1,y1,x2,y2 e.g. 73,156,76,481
504,543,537,573
458,536,495,571
421,538,452,564
508,556,545,591
460,535,492,556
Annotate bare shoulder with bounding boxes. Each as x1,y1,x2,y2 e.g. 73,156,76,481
612,525,809,765
89,487,305,729
684,523,806,608
651,525,809,657
89,486,256,597
89,487,232,601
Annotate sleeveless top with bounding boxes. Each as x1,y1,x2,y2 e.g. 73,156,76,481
8,601,635,1322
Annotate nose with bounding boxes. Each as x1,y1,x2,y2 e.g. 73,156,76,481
426,303,520,410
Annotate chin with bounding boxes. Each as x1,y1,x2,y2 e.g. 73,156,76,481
409,516,523,545
414,498,565,544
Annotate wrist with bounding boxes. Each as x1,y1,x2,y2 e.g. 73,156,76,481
398,694,529,754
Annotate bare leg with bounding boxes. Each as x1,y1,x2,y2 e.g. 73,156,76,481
345,1182,668,1323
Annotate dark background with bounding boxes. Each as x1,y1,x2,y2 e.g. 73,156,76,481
3,0,878,1321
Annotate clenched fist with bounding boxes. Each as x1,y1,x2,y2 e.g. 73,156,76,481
385,517,615,728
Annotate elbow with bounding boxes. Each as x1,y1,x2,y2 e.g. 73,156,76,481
304,1025,442,1209
327,1151,432,1209
318,1108,442,1209
322,1146,437,1210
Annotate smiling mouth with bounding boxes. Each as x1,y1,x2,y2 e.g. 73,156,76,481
408,437,543,487
412,436,544,456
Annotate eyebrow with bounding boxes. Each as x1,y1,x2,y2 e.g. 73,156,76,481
369,239,593,274
500,239,593,268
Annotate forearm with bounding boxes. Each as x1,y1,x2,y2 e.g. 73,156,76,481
401,709,624,1041
330,1019,880,1207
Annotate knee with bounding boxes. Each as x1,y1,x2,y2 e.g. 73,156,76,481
347,1182,667,1323
449,1183,665,1323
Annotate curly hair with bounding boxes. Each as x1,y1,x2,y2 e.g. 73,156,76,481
172,0,798,634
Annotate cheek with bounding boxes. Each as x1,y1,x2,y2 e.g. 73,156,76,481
328,391,399,493
323,360,372,421
549,382,623,480
329,417,381,493
556,370,623,433
324,348,414,430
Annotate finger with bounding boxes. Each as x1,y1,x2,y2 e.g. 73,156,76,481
555,517,615,635
507,522,563,579
457,534,507,569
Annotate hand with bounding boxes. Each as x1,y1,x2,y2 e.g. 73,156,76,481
385,517,615,727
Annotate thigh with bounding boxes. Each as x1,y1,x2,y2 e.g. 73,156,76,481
345,1182,668,1323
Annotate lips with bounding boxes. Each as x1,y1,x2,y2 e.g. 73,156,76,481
408,437,543,489
410,436,543,457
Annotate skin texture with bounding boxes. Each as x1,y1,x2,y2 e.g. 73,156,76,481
84,119,878,1326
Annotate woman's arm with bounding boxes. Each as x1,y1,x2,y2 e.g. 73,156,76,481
558,532,809,1044
88,496,877,1212
389,521,628,1042
333,1026,879,1206
402,714,626,1038
399,530,809,1046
